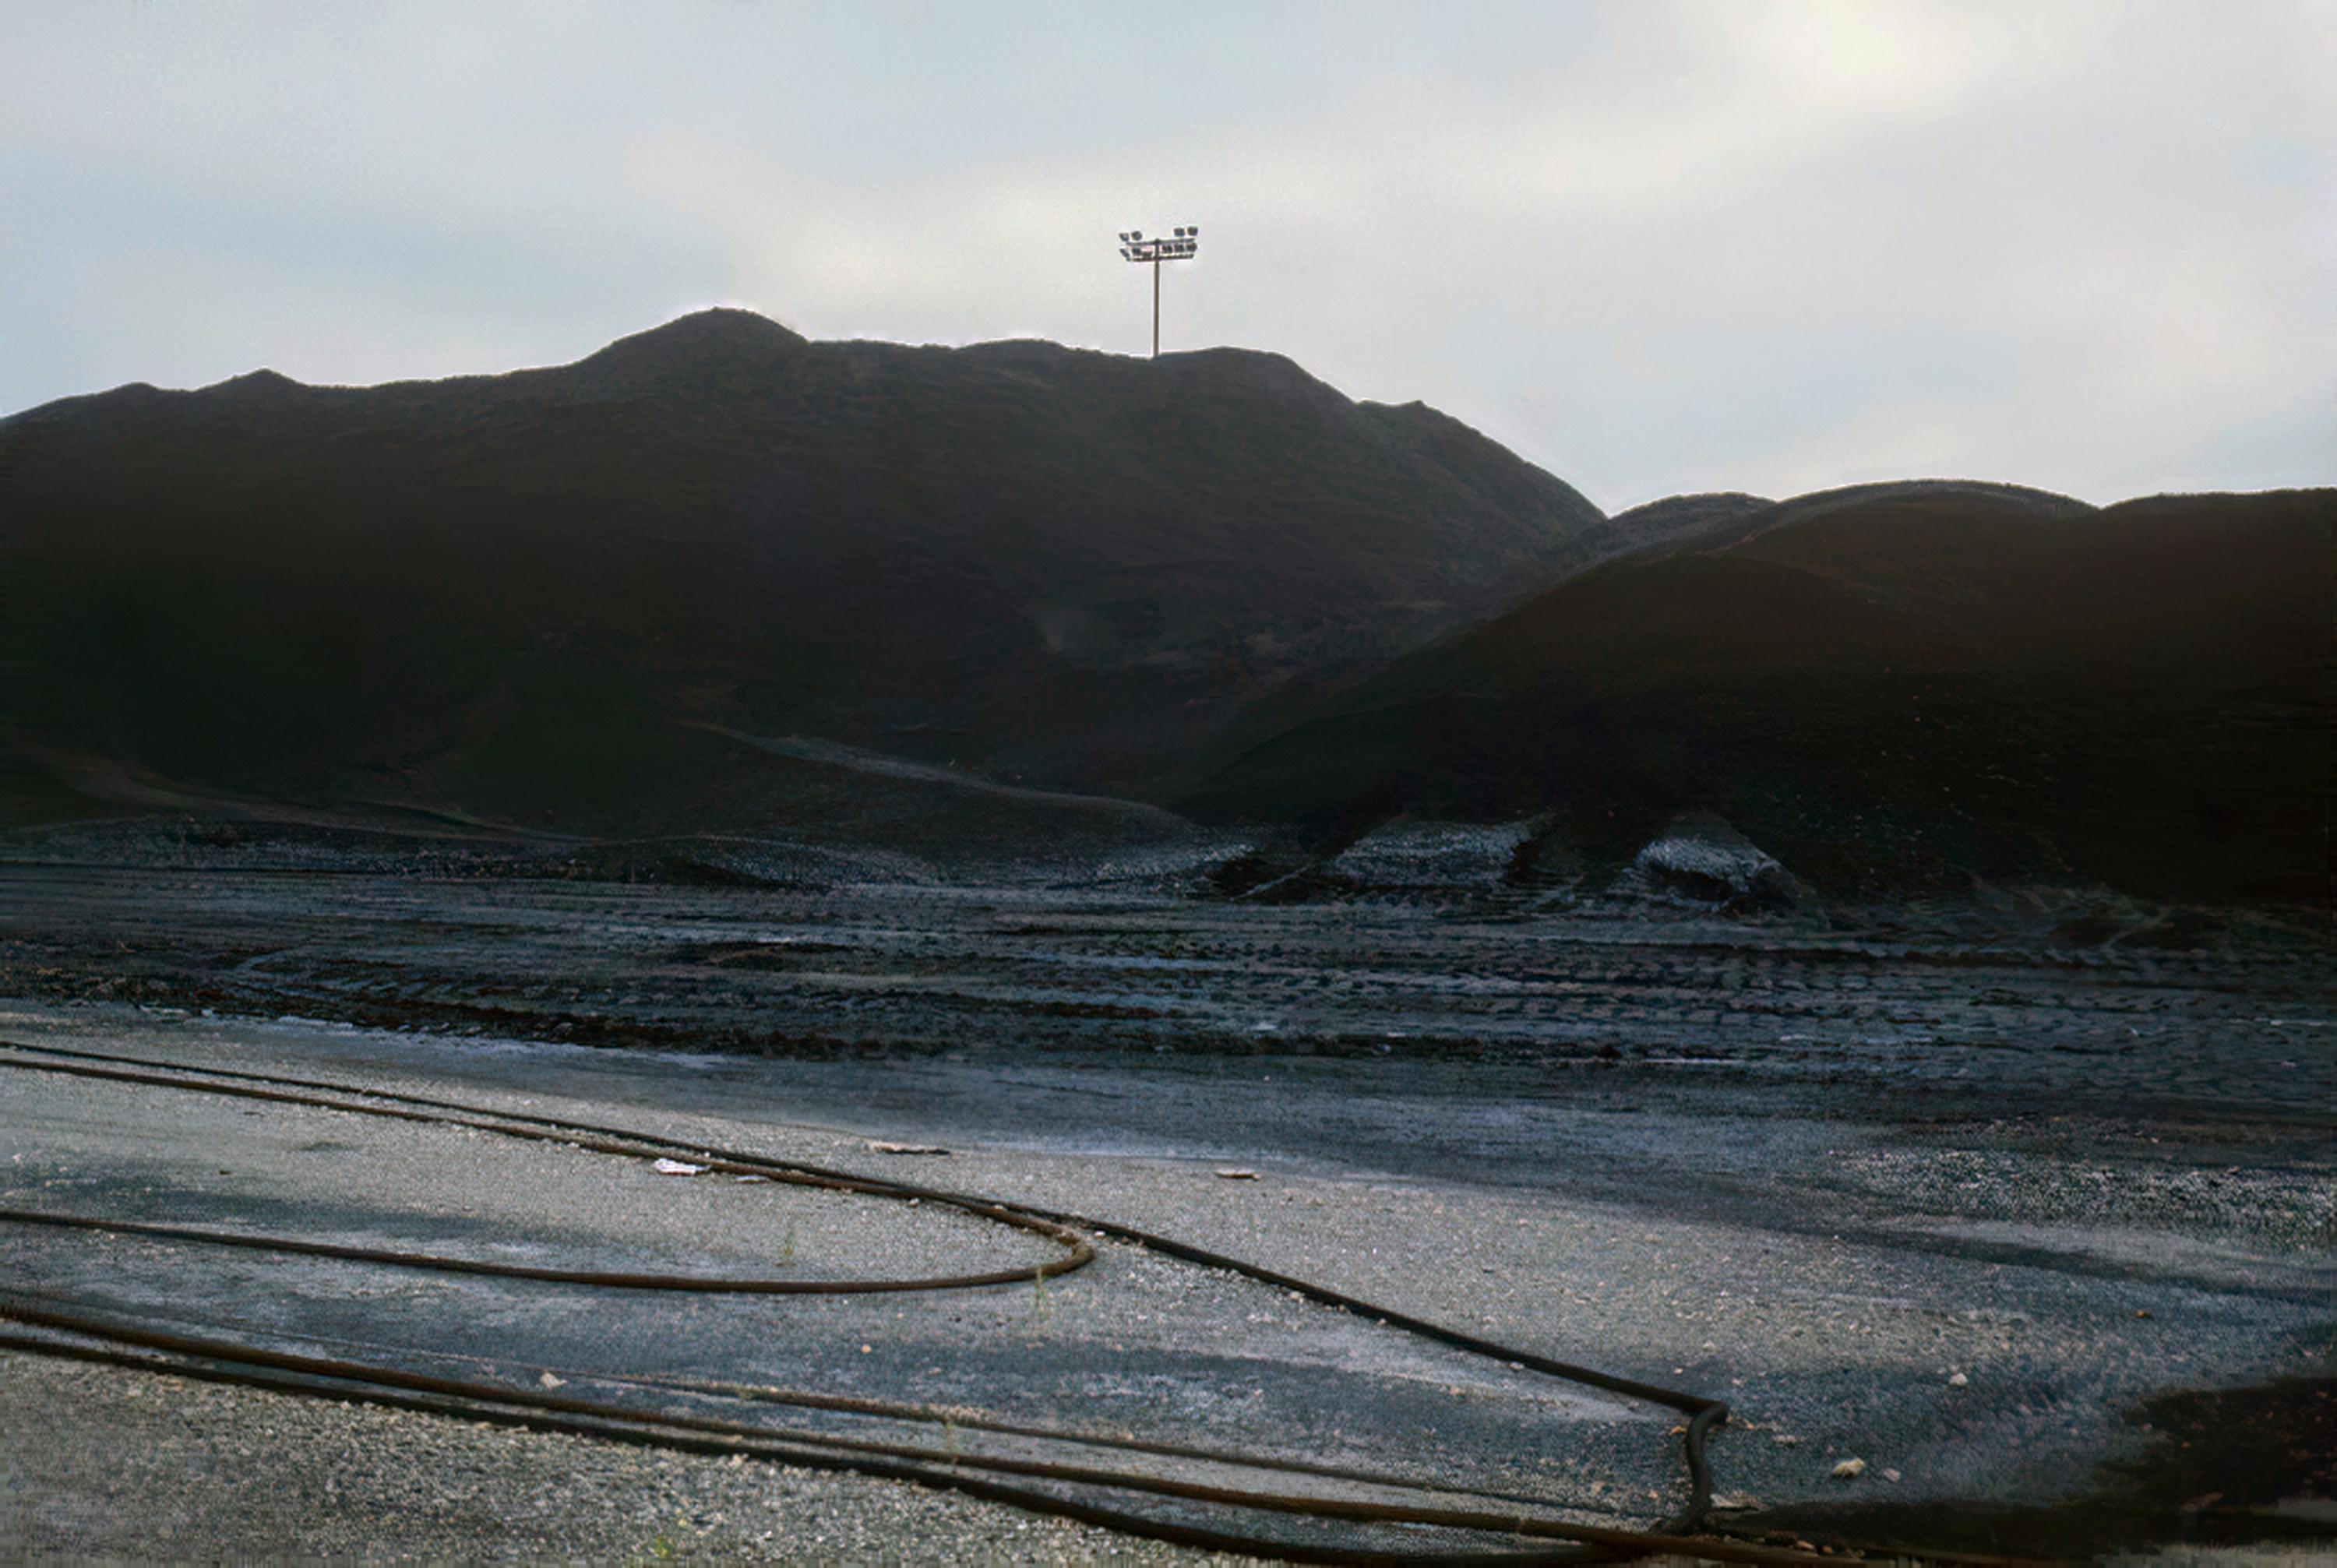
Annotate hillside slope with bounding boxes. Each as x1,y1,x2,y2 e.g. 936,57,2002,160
1183,484,2332,905
0,310,1614,826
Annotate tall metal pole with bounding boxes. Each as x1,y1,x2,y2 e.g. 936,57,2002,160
1119,227,1194,358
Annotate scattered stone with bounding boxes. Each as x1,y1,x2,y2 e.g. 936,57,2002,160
1948,1371,1969,1387
650,1158,707,1176
1831,1457,1867,1480
1610,812,1813,912
538,1372,566,1390
1325,817,1539,893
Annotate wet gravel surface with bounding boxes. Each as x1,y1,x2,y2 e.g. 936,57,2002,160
1,1031,1683,1556
0,1351,1257,1563
0,861,2331,1559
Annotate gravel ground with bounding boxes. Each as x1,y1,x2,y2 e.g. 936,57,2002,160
0,864,2330,1561
0,1351,1255,1563
0,1044,1688,1550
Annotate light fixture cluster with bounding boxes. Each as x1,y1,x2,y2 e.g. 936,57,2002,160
1116,224,1201,358
1118,226,1199,263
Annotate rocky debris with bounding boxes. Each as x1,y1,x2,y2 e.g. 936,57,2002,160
1609,812,1814,913
1202,817,1560,904
1326,817,1541,893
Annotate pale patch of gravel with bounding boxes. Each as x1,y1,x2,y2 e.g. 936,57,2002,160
1837,1146,2337,1250
0,1351,1257,1564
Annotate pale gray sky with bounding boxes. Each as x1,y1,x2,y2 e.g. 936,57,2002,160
4,1,2330,510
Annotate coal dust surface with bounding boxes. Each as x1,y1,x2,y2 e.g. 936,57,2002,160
1,851,2329,1559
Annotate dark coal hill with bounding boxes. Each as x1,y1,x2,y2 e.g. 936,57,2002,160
1,310,1637,829
1183,483,2333,906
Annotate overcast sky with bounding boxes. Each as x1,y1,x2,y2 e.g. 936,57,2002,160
4,2,2329,510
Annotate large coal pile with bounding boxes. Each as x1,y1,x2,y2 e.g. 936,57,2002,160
0,309,1616,828
1183,483,2332,906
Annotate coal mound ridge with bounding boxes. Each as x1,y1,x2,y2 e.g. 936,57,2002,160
1182,484,2333,907
0,308,1624,830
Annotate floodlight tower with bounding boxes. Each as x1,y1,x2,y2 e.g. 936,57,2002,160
1117,226,1199,359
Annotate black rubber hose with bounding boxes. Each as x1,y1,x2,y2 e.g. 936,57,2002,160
2,1302,1868,1567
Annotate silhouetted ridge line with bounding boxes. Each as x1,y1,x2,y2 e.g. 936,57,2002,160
0,312,1612,840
